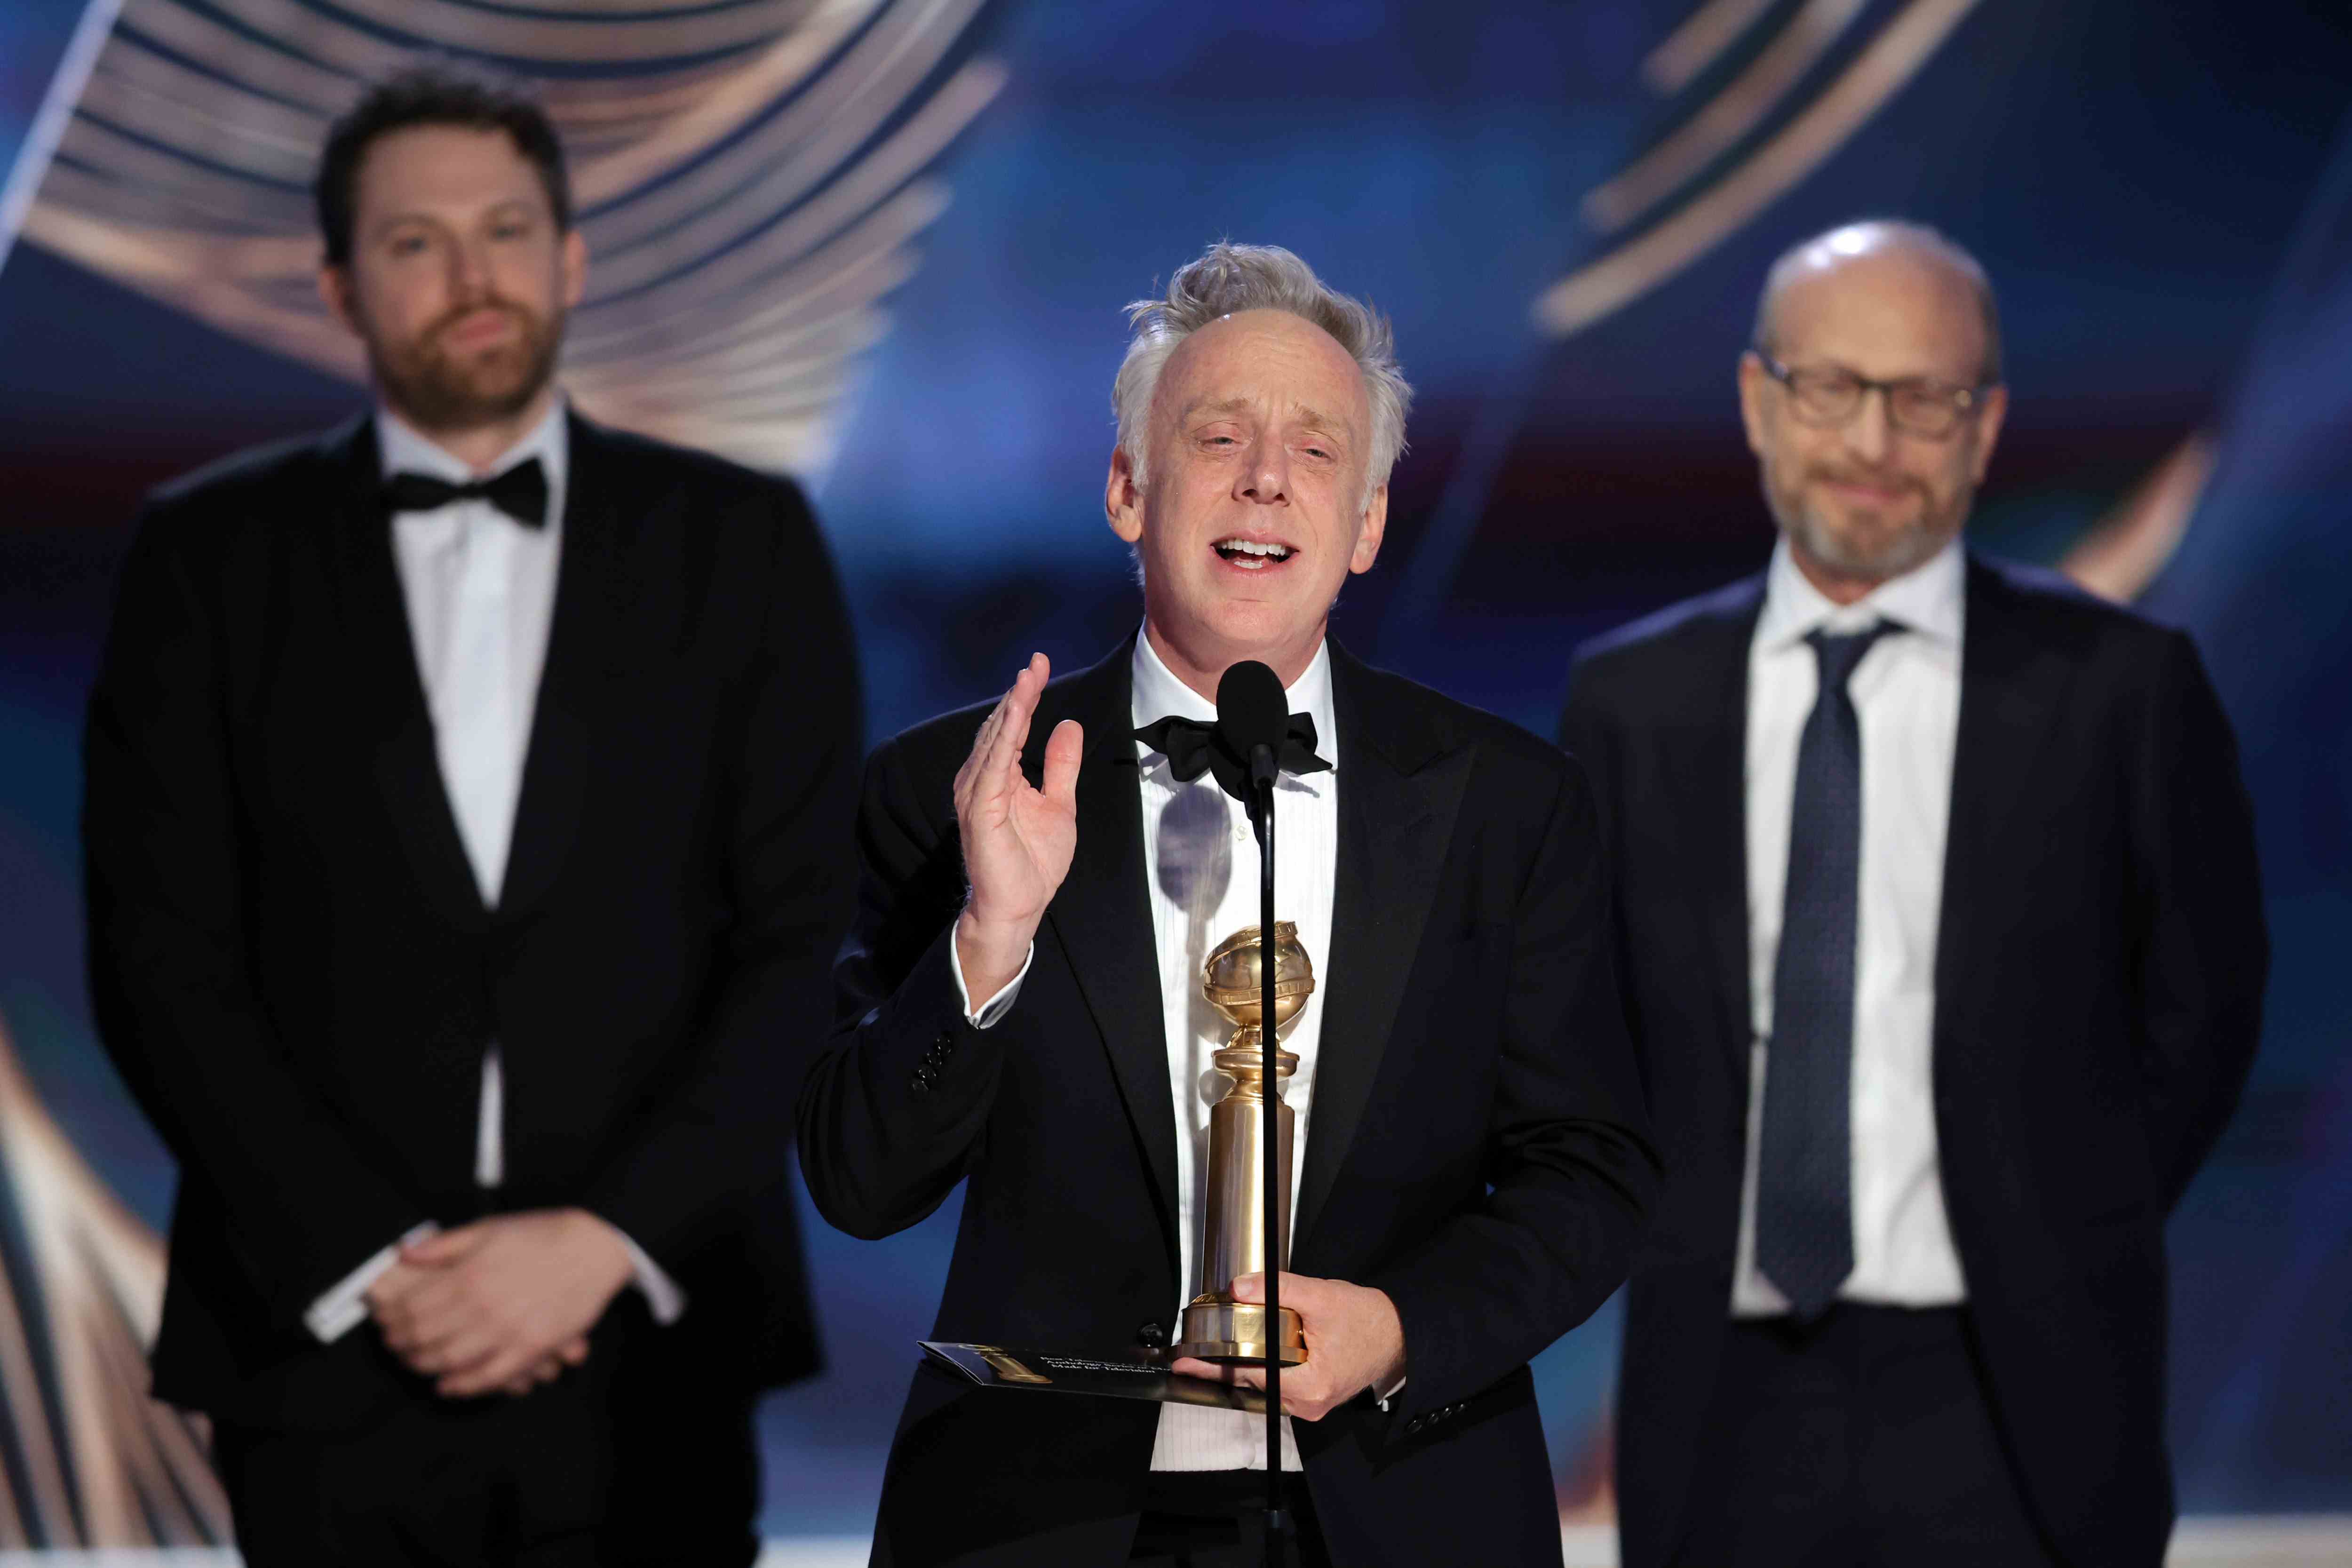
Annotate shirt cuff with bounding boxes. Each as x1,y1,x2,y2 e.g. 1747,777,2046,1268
306,1221,440,1343
618,1231,688,1326
947,933,1033,1027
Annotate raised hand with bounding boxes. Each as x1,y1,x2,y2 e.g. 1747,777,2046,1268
1168,1271,1406,1422
952,653,1084,1001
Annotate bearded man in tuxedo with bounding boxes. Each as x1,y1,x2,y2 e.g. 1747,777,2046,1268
800,241,1659,1568
82,68,859,1565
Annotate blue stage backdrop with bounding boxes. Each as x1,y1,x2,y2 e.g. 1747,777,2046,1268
1,0,2346,1544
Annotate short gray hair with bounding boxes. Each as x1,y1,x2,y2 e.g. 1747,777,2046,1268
1112,241,1412,497
1754,219,2004,385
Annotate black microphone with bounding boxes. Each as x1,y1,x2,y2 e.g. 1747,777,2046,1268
1214,659,1288,797
1217,655,1291,1552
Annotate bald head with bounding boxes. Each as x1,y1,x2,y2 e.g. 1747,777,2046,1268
1753,220,2002,386
1735,218,2011,603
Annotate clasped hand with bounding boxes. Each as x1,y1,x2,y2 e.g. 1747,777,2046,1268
952,653,1084,1001
366,1207,635,1399
1169,1271,1407,1422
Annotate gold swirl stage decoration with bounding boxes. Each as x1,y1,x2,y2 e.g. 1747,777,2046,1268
0,0,1007,475
0,1013,228,1546
1536,0,2209,601
1535,0,1983,338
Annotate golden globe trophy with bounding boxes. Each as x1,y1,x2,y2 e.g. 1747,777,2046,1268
1171,922,1313,1366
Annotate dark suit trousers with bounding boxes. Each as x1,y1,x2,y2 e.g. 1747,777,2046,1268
1670,1306,2060,1568
1128,1472,1332,1568
214,1305,759,1568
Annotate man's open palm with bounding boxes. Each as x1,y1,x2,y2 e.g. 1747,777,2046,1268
953,653,1082,998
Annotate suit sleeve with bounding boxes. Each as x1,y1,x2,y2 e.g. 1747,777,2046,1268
578,483,864,1266
1557,659,1656,1140
2128,630,2267,1208
1554,661,1609,797
82,506,434,1317
795,734,1010,1240
1366,760,1661,1426
1555,658,1623,955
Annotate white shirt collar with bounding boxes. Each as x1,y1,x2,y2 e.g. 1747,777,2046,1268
1129,629,1339,779
1754,533,1965,651
377,395,569,491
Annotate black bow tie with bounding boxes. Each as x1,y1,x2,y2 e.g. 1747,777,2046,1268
1134,711,1332,801
383,458,549,527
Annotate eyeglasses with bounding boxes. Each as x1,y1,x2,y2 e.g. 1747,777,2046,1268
1754,350,1992,439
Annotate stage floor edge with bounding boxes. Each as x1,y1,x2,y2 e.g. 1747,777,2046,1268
0,1517,2345,1566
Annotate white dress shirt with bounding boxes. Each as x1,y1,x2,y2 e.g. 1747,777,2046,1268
951,633,1341,1472
1732,535,1969,1316
304,399,683,1341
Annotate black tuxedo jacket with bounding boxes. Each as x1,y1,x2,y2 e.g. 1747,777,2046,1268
1559,554,2266,1568
800,641,1660,1567
83,411,861,1428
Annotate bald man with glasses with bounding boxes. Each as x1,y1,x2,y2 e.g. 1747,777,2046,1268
1560,221,2265,1568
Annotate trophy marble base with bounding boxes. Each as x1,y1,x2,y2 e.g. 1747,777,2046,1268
1171,1298,1306,1365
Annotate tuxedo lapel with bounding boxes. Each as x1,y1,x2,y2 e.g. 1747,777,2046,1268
318,417,486,930
498,413,624,917
1294,647,1474,1254
1935,556,2068,1031
1037,649,1180,1263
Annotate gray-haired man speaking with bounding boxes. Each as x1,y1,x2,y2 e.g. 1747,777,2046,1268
798,242,1659,1568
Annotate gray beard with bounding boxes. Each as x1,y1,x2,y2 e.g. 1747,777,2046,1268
1786,506,1950,581
1766,470,1968,587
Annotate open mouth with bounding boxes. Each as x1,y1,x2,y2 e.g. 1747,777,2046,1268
1212,537,1296,572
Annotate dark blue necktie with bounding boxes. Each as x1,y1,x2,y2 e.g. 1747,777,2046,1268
1756,621,1896,1319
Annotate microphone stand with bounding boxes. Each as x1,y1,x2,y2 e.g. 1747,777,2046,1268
1248,752,1288,1567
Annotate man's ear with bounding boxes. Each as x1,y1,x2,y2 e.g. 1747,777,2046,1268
318,263,359,338
1106,447,1144,544
561,227,588,310
1736,350,1771,459
1348,482,1388,575
1967,382,2009,483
